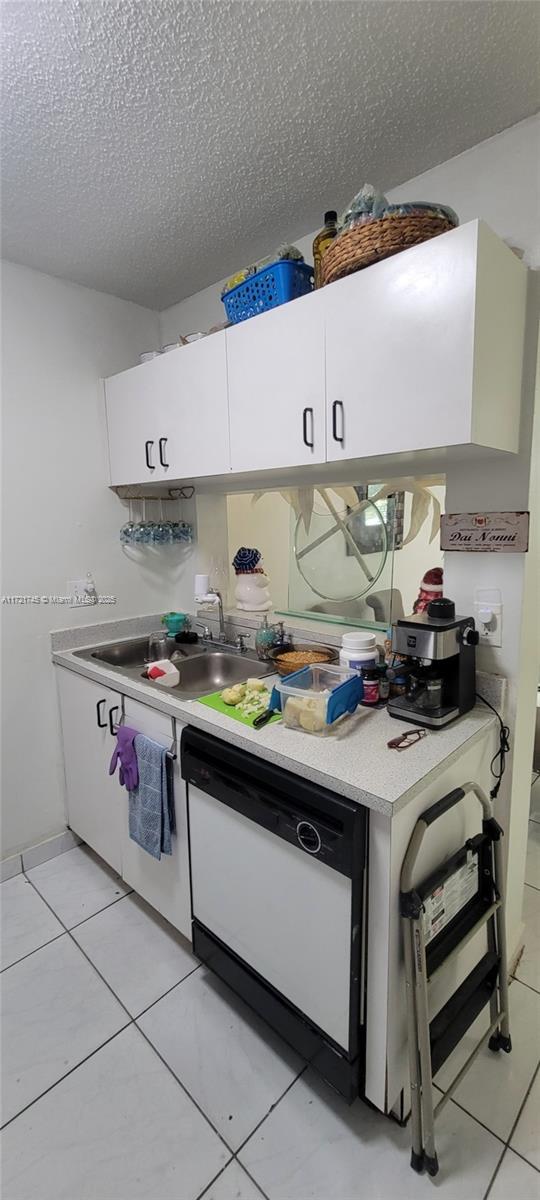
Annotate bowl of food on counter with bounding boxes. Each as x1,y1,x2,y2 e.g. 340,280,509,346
267,642,339,677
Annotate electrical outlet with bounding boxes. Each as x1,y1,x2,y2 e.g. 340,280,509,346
474,588,502,647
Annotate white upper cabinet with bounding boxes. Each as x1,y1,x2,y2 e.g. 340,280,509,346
105,332,230,486
103,222,526,487
226,290,327,473
325,220,526,462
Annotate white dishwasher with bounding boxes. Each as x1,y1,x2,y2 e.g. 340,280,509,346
182,727,368,1101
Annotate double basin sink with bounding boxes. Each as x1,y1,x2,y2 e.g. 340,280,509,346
73,636,269,699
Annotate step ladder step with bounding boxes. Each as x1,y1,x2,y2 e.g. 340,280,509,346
429,950,499,1075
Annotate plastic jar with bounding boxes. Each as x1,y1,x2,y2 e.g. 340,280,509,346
339,631,379,672
361,666,380,704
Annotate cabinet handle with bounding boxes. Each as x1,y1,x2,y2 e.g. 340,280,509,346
332,400,344,444
108,706,119,735
159,437,169,468
96,699,107,728
302,407,314,450
144,440,155,470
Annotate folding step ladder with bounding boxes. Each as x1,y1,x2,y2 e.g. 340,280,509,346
400,781,511,1177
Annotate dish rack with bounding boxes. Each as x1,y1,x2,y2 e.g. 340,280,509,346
222,260,314,324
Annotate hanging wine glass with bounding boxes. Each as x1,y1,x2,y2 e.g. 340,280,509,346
120,500,136,544
152,499,172,544
133,499,153,544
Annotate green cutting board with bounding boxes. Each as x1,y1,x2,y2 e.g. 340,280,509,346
197,689,281,728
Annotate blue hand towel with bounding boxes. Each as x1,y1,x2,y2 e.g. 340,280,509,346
128,734,174,860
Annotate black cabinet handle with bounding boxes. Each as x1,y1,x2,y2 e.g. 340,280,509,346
108,706,120,735
144,440,155,470
302,407,314,449
159,437,169,468
96,699,107,728
332,400,344,444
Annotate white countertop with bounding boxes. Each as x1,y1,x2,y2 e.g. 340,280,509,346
52,640,496,818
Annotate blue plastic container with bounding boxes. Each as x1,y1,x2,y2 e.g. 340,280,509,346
222,260,314,324
269,664,364,735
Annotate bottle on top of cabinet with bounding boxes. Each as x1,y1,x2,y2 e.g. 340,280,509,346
339,631,379,672
312,210,338,288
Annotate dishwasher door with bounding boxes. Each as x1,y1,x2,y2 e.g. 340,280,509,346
182,726,367,1087
189,783,354,1049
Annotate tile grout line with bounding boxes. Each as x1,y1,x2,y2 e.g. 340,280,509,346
132,962,202,1021
22,871,237,1156
194,1159,235,1200
26,875,133,933
483,1063,540,1198
18,873,228,1152
505,1059,540,1153
482,1145,508,1200
233,1063,309,1160
450,1055,540,1195
0,1024,132,1131
20,868,309,1171
510,974,540,997
230,1157,272,1200
1,930,66,974
68,888,135,928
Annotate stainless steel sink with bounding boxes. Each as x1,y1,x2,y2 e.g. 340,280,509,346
72,636,270,698
170,652,268,696
74,636,202,671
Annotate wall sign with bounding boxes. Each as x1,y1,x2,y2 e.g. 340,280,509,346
441,511,529,552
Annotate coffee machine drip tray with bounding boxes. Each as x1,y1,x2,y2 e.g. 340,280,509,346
387,694,460,728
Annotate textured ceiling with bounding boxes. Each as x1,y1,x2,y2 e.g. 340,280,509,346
1,1,538,310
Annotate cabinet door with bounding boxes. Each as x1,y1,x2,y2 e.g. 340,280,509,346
325,224,476,462
56,669,123,872
105,334,230,486
105,359,168,486
120,700,191,940
157,333,230,479
227,292,326,472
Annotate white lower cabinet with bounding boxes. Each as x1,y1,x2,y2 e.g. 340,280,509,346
56,668,123,873
120,698,191,940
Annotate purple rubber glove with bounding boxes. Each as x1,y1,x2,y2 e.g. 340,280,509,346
109,726,139,791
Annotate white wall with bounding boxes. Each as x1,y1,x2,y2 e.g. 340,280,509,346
159,114,540,341
1,261,204,856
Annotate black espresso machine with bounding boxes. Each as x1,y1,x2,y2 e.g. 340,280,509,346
387,597,479,728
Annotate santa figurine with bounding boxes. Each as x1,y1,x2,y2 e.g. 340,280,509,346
413,567,444,615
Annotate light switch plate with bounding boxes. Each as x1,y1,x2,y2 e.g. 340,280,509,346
68,579,91,608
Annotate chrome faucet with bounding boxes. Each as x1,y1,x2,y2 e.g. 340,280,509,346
195,587,250,655
209,588,227,641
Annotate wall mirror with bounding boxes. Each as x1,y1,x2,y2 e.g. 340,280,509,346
227,478,445,631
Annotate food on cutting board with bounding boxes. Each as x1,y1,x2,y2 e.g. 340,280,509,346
221,679,270,719
284,694,327,733
221,683,246,705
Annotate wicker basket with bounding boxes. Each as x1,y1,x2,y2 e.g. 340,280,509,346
321,211,456,287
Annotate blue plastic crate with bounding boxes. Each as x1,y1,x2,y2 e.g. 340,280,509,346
222,259,314,324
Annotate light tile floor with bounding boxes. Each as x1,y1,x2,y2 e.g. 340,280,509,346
1,830,539,1200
